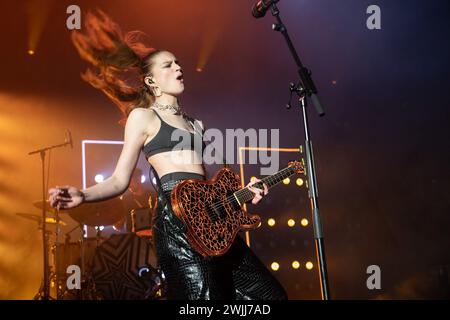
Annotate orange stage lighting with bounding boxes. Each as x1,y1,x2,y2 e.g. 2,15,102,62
196,8,227,73
26,0,54,55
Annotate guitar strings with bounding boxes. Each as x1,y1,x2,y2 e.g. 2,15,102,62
209,169,293,212
208,169,294,214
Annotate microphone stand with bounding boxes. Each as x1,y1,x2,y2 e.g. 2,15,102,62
263,3,330,299
28,134,72,300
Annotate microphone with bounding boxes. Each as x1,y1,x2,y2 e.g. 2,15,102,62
65,130,73,149
252,0,279,18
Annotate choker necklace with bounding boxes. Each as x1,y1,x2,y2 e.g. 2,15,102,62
150,102,182,115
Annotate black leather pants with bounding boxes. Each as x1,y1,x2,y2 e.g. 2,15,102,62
152,175,288,300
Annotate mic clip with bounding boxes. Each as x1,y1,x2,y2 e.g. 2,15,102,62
272,23,285,32
286,82,306,109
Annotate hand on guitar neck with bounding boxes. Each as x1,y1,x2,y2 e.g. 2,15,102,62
245,178,269,205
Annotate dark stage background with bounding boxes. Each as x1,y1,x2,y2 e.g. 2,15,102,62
0,0,449,299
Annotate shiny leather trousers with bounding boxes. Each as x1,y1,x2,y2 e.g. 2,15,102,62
152,189,288,300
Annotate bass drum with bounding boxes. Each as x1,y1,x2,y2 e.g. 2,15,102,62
54,238,100,277
90,233,166,300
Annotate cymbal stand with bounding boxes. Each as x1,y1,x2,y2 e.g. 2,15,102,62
78,223,87,300
54,208,62,299
28,133,71,299
33,221,55,300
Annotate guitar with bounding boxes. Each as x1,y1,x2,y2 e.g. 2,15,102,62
170,161,304,257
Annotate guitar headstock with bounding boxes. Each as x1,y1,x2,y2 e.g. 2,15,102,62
288,160,305,174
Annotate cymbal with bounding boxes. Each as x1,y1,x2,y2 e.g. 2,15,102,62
46,217,66,226
16,212,67,226
32,200,59,211
66,197,126,227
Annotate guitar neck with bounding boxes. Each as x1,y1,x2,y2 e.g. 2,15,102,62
234,166,298,204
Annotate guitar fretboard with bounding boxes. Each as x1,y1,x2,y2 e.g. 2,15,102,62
234,166,298,204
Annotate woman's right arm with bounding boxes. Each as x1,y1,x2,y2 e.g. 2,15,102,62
49,108,153,209
82,108,150,202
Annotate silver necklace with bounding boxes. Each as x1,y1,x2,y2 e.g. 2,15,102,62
150,102,182,115
150,102,195,131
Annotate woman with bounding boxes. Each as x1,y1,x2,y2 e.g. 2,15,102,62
48,10,287,300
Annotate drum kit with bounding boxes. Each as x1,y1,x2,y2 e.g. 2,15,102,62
21,195,166,300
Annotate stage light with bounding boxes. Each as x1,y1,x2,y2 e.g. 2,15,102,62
94,174,104,183
287,219,295,227
141,175,146,183
283,177,290,185
296,178,304,187
306,261,314,270
301,218,309,227
271,262,279,271
267,218,276,227
152,177,157,185
292,261,300,269
95,226,105,231
196,13,224,75
26,0,53,60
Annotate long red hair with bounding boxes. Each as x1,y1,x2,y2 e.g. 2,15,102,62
71,9,162,122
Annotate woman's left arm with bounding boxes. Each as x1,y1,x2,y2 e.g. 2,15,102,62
246,178,268,205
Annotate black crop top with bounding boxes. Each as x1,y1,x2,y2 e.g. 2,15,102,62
142,110,205,159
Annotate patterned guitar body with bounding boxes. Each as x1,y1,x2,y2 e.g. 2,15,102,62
171,168,260,257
